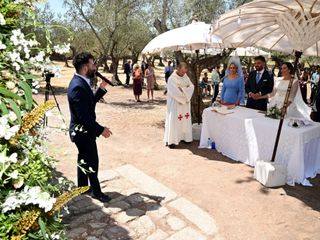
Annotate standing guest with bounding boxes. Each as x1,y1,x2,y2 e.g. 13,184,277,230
220,60,244,105
242,66,249,83
300,70,309,104
312,89,320,122
310,66,320,103
164,62,194,149
132,64,143,102
145,63,156,101
245,55,274,111
124,60,132,86
164,61,174,95
67,52,112,203
211,66,221,103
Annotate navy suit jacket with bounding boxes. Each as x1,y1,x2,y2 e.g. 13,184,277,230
245,70,274,111
67,74,107,142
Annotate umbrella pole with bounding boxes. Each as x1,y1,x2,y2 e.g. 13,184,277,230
271,51,302,162
196,50,201,125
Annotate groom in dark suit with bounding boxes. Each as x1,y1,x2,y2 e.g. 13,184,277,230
68,52,112,202
245,56,274,111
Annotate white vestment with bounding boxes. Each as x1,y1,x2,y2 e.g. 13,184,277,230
164,71,195,145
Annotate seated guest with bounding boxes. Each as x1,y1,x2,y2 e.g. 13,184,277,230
200,72,211,96
220,59,244,105
246,56,274,111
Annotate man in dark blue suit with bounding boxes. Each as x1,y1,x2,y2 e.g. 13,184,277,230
246,56,274,111
68,52,112,202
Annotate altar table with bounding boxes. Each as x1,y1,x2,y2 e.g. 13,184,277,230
199,107,320,186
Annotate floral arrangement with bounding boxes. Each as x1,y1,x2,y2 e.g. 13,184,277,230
0,1,83,239
265,105,282,119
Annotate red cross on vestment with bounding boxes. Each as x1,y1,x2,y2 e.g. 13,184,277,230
185,113,190,119
178,114,183,121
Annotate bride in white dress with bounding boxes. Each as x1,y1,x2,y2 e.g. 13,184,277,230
259,62,311,119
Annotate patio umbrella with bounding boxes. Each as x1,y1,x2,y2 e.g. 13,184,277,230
213,0,320,56
230,47,271,58
142,21,222,54
212,0,320,175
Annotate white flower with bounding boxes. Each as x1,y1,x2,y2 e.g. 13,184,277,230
0,41,6,50
2,186,56,213
0,13,6,25
13,178,24,189
0,115,20,140
51,233,61,240
12,62,20,71
8,153,18,163
79,159,85,165
88,167,95,173
35,51,45,62
53,43,70,55
58,177,64,184
8,170,19,179
5,81,16,90
10,29,25,46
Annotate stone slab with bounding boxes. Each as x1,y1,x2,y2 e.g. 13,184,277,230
146,229,169,240
168,198,217,236
116,164,177,203
167,227,206,240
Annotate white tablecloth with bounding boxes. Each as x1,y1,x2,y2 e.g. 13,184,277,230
199,107,320,186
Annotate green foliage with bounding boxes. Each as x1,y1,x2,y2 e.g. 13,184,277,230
0,1,76,239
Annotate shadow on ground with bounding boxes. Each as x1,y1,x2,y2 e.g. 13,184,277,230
63,191,164,239
174,140,241,165
109,98,166,110
172,141,320,213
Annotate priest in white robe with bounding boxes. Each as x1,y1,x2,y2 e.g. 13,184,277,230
164,62,194,148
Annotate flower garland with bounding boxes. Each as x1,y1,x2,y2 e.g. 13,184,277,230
0,1,81,239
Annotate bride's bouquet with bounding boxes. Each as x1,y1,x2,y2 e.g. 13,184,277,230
266,105,282,119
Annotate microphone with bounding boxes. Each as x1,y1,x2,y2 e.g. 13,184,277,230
95,71,115,87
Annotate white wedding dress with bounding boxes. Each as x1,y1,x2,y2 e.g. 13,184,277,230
268,77,311,119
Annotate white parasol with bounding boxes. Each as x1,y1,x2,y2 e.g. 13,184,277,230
230,47,271,58
142,21,222,55
213,0,320,56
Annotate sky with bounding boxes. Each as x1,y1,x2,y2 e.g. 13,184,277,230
38,0,66,15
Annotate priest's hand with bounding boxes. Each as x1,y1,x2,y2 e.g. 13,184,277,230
102,127,112,138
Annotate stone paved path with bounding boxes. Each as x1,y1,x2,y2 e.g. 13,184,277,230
64,164,221,240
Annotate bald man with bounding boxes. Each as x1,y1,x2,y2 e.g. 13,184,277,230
164,63,194,149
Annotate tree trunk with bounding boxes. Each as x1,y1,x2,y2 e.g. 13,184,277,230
64,55,70,68
158,57,165,66
111,57,122,85
104,61,110,73
122,58,126,70
132,53,139,65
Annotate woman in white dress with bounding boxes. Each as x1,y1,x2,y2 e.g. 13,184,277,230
257,62,311,119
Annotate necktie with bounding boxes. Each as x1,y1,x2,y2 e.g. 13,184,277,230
256,72,261,84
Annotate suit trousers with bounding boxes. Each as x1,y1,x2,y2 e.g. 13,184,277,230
75,137,102,196
125,73,130,85
212,84,219,103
